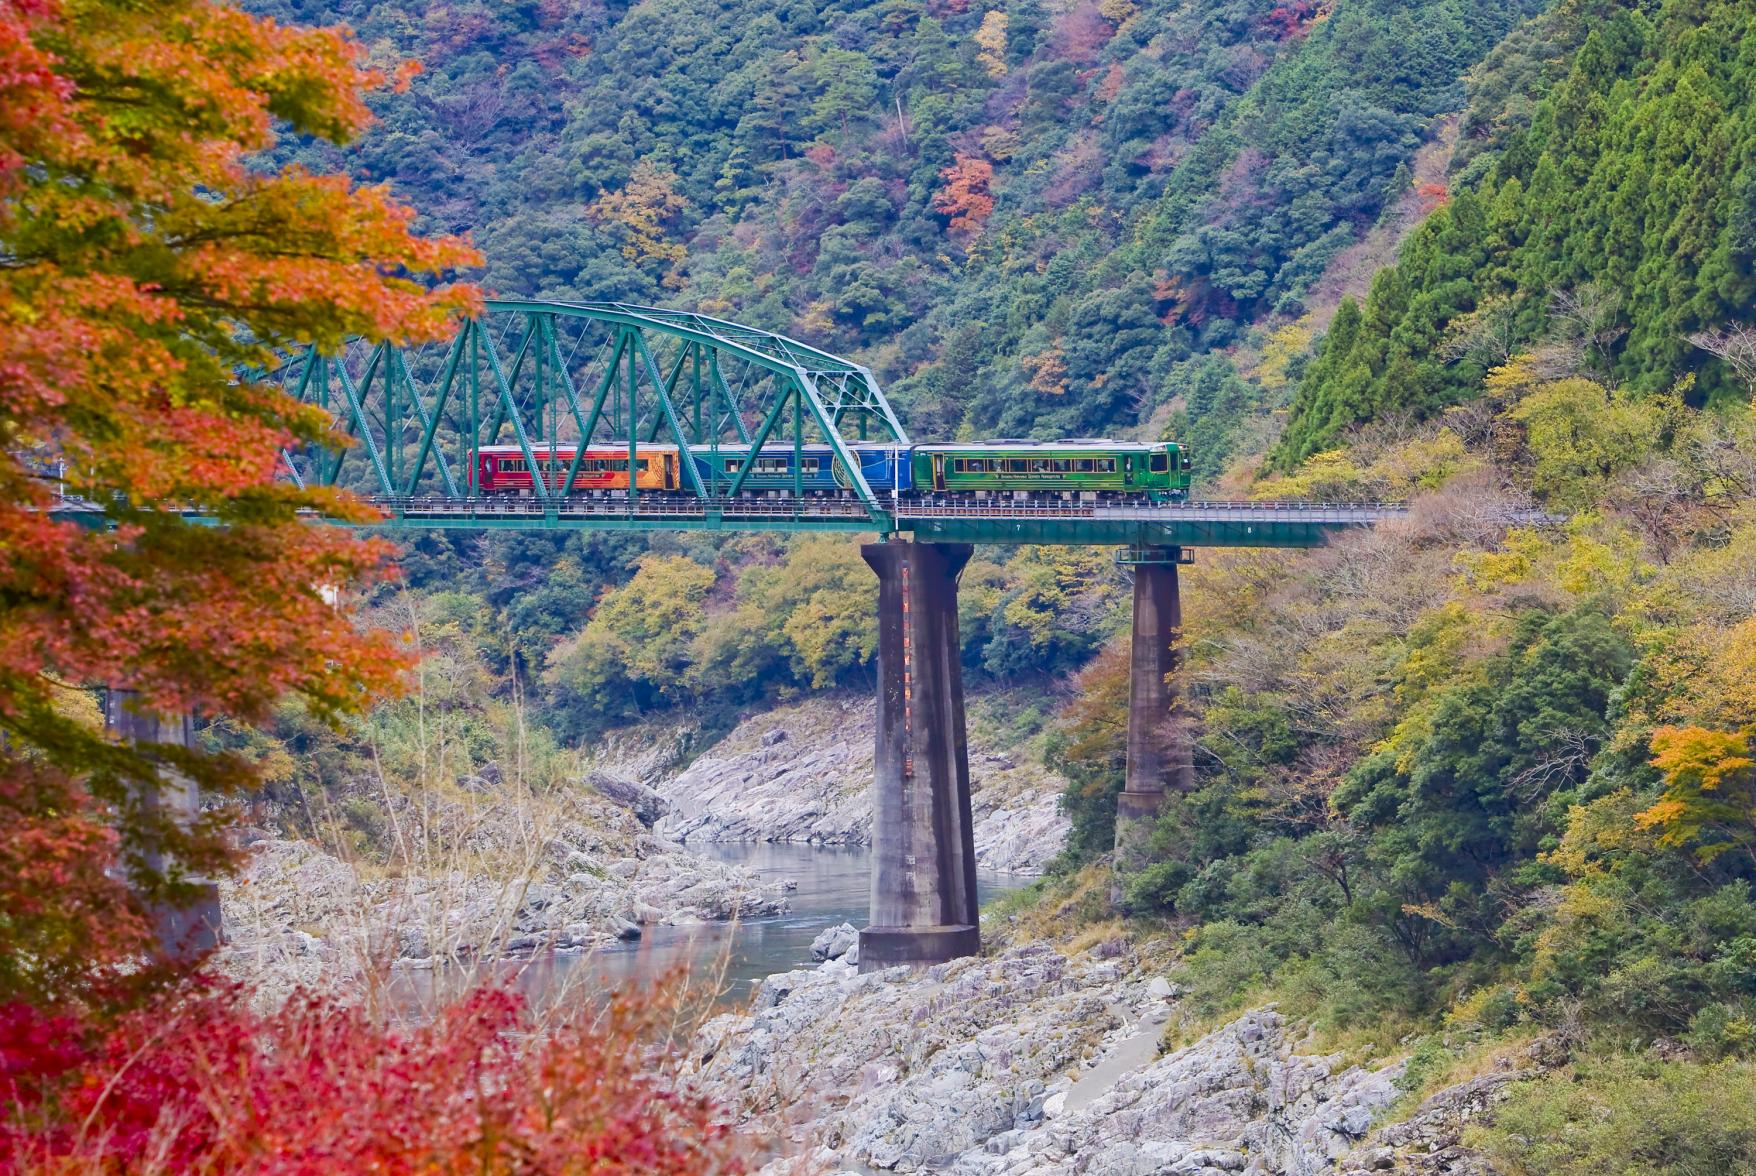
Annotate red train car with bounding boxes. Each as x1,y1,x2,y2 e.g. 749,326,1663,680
476,444,678,494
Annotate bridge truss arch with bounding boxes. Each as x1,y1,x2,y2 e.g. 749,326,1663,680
277,300,911,519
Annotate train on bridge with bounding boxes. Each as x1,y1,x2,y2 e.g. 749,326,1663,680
475,439,1193,501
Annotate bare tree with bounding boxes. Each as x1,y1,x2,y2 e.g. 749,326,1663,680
1689,324,1756,399
1508,726,1595,801
1546,283,1626,381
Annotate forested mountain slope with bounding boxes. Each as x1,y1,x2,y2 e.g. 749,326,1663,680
1012,0,1756,1163
254,0,1537,461
1279,0,1756,463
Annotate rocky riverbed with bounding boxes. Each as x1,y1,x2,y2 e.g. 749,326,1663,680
652,694,1070,874
218,768,788,998
694,937,1528,1175
217,687,1066,997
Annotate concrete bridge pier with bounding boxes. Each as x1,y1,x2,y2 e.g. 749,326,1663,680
105,691,223,959
1114,546,1195,873
859,540,982,971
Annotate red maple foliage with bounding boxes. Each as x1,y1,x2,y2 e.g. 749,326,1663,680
1261,0,1319,41
0,982,746,1174
1416,181,1451,211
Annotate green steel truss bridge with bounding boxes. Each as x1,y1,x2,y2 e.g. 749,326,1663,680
275,299,1408,548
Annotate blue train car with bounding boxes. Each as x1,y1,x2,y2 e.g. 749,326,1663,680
688,444,842,495
688,443,915,497
840,444,914,497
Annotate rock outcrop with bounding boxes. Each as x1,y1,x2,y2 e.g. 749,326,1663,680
809,922,858,962
656,694,1069,874
583,771,670,827
691,940,1477,1175
1342,1069,1533,1175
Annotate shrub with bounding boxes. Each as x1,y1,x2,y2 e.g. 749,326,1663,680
1177,920,1278,1021
1469,1056,1756,1176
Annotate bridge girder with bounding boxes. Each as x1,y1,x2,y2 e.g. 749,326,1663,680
278,300,910,520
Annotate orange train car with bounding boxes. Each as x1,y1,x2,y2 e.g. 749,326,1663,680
475,444,678,494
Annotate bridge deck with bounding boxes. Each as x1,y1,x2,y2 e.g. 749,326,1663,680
360,495,1409,547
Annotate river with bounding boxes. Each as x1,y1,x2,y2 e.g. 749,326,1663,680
513,843,1032,1006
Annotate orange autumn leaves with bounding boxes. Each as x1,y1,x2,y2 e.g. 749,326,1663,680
1638,618,1756,867
0,0,477,1005
1641,726,1756,864
933,153,995,241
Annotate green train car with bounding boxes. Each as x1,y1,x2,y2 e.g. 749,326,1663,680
910,441,1191,501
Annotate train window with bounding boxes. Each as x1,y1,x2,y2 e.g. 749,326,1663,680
725,459,743,473
1051,459,1071,473
1150,453,1169,473
1097,459,1116,473
1002,459,1026,474
499,458,524,472
974,459,992,473
802,458,820,473
952,459,966,473
1182,450,1193,471
1076,459,1094,473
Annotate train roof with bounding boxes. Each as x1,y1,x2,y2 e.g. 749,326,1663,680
477,443,679,453
686,442,834,453
684,442,910,453
911,439,1170,452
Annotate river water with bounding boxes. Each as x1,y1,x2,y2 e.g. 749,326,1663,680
514,843,1031,1007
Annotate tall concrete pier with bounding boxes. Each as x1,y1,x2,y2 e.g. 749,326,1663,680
859,540,982,970
1114,546,1194,868
105,692,223,958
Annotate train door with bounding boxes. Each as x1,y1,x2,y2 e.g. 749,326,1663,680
932,453,946,492
1123,454,1134,487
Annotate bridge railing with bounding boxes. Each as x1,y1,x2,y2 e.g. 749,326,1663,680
368,494,884,520
895,499,1408,515
361,494,1417,526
